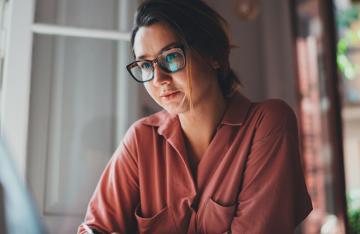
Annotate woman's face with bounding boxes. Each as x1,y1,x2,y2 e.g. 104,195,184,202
133,22,220,115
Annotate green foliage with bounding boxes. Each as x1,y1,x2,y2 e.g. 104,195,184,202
349,208,360,234
336,6,360,29
336,6,360,80
348,190,360,233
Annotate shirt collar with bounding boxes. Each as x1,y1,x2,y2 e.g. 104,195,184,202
141,110,178,138
141,110,186,158
141,92,252,133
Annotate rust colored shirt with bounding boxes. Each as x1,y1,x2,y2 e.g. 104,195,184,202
78,93,312,234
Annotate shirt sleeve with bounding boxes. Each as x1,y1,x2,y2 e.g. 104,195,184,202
77,127,140,234
230,101,313,233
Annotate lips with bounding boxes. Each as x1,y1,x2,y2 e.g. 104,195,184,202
159,90,181,101
160,90,179,98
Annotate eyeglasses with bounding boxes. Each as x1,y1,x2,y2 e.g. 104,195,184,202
126,45,186,83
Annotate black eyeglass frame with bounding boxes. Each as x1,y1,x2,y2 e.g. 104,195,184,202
126,44,186,83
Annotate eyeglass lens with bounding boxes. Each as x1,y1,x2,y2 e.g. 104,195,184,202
129,47,185,82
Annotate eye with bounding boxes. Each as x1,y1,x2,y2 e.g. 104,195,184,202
139,61,152,70
165,52,180,63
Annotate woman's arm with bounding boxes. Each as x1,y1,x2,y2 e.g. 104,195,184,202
78,129,140,234
229,101,313,233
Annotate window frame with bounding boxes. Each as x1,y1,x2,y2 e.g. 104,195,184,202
0,0,138,181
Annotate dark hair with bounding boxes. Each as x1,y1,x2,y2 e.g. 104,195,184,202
131,0,241,97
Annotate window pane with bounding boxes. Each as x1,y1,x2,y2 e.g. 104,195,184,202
35,0,120,31
28,34,131,216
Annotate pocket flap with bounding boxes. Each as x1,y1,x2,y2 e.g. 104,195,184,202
199,198,237,234
134,205,176,234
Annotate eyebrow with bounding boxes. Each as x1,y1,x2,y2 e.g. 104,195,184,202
136,42,180,60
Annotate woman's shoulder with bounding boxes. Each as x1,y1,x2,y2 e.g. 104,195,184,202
247,98,298,138
251,99,295,118
119,110,171,153
225,92,295,128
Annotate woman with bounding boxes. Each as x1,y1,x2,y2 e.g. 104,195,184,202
78,0,312,233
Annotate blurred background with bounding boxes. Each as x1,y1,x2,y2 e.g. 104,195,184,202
0,0,359,233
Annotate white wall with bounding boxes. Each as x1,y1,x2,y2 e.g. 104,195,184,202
205,0,265,101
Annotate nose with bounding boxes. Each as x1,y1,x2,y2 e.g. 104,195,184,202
152,63,171,87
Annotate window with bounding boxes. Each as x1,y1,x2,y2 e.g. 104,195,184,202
1,0,140,232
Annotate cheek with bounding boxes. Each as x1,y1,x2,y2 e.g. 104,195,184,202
173,71,189,90
144,83,158,100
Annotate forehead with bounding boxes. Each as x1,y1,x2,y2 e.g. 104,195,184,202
133,22,180,59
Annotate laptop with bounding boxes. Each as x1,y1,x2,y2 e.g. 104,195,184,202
0,140,46,234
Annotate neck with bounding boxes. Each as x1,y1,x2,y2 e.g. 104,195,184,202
178,91,227,147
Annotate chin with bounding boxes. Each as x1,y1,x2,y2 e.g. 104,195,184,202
161,102,190,115
154,94,189,115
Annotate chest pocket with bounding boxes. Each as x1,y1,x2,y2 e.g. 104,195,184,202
198,198,237,234
135,205,177,234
